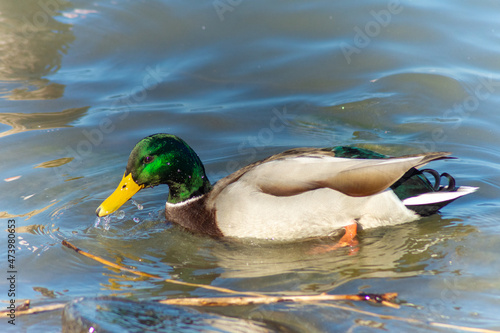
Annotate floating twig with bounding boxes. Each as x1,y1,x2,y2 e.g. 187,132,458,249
160,292,399,308
0,301,65,316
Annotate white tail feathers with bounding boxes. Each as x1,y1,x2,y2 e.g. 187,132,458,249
402,186,478,206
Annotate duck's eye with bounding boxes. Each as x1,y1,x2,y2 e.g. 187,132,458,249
143,156,154,164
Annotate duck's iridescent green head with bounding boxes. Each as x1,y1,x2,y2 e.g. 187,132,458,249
96,134,211,217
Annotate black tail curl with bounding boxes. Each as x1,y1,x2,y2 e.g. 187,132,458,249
419,169,456,192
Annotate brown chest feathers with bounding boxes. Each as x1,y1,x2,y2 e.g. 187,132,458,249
165,195,223,237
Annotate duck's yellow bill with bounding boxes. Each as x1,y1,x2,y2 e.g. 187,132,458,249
96,173,144,217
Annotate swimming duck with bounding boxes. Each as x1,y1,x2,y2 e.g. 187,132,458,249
96,134,477,242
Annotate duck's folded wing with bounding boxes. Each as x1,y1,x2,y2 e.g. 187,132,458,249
243,152,451,197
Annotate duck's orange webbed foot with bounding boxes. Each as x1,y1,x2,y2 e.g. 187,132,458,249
309,223,359,255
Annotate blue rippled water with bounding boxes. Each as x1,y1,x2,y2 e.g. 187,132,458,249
1,0,500,331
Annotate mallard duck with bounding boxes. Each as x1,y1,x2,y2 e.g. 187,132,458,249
96,134,477,242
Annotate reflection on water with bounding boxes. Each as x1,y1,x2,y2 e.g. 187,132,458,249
0,0,74,99
7,81,66,100
0,106,88,137
0,201,58,220
35,157,74,169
